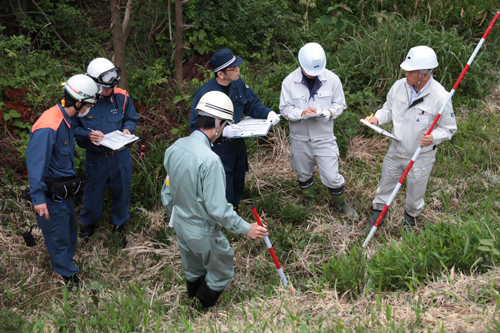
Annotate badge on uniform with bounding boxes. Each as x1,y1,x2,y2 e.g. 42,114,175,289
87,115,93,119
64,141,68,145
415,114,429,124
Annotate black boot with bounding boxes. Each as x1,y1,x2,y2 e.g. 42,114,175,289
113,224,127,249
403,211,418,231
79,224,97,245
62,274,81,289
186,275,205,299
194,278,224,310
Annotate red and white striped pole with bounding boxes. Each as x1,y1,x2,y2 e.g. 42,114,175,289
250,205,288,286
363,11,500,248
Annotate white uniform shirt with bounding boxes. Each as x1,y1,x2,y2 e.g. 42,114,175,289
279,67,346,141
374,78,457,158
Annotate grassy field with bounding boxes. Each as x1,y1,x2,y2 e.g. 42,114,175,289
1,81,500,332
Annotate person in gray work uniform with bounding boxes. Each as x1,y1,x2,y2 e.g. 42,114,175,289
162,91,268,309
279,42,357,216
366,45,457,229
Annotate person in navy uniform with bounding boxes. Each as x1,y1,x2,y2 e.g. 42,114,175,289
189,49,280,211
26,74,98,286
74,58,139,248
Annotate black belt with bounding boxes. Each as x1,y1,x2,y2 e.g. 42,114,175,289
92,150,119,157
214,136,241,143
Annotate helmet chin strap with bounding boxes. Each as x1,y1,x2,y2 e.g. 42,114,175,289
412,69,433,88
210,118,229,142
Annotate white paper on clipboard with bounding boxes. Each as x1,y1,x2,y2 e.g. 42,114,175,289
231,117,273,138
360,119,400,141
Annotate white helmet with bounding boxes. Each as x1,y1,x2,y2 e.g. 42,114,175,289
195,91,234,124
400,46,438,71
86,57,121,88
63,74,98,107
298,43,326,77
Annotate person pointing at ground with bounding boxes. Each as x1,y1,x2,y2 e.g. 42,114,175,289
366,46,457,230
162,91,268,310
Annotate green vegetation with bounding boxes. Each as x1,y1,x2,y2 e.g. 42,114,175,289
1,0,500,331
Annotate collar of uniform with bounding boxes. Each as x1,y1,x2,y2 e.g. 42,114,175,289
57,103,72,128
192,129,211,148
292,67,327,83
406,77,433,100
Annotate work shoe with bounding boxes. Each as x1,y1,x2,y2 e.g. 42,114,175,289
403,211,418,231
186,275,205,299
329,186,358,219
194,278,224,310
63,274,81,290
79,224,97,245
113,224,127,249
299,178,317,211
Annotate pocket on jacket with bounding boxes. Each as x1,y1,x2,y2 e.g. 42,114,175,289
107,112,124,131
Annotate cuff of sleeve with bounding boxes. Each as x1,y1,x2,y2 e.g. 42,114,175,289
239,221,251,235
31,193,46,205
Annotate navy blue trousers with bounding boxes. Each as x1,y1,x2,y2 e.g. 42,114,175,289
37,197,79,277
211,138,248,206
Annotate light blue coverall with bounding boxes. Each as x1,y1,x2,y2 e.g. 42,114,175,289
26,104,79,277
74,88,139,227
161,130,251,291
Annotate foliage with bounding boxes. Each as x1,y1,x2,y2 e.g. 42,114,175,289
322,214,500,295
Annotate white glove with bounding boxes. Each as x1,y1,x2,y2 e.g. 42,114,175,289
317,110,331,123
267,111,280,126
222,124,243,138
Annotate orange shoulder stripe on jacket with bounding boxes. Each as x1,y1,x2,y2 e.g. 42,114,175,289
31,105,68,133
113,87,129,114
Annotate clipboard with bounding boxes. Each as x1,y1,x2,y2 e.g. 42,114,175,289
360,119,400,141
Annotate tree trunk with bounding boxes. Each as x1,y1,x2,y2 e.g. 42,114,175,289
174,0,183,88
110,0,129,91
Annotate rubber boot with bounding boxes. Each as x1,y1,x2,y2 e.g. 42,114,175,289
79,224,97,245
328,185,358,219
403,211,418,231
368,207,384,230
194,278,224,310
113,224,127,249
186,275,205,299
299,177,316,210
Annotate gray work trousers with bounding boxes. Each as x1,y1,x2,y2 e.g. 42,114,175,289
372,151,435,217
290,137,345,188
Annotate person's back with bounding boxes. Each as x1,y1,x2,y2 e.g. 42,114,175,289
164,131,229,229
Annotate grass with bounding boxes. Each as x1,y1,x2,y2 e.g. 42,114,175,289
2,87,500,331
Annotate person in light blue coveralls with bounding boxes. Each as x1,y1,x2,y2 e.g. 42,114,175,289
164,91,268,309
189,49,281,212
74,58,139,248
26,74,98,286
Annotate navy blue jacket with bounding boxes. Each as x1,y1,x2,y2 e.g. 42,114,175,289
26,104,77,205
190,77,272,132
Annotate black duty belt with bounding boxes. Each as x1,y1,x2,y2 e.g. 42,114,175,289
214,136,241,143
92,150,118,157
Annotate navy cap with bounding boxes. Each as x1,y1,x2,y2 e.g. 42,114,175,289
210,49,243,73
